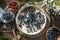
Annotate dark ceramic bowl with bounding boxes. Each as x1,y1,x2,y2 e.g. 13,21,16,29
46,26,60,40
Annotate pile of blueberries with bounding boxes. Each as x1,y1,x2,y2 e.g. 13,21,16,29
18,6,45,32
47,28,59,40
3,13,13,21
18,6,45,27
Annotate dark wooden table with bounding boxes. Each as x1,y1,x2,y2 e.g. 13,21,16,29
0,0,60,40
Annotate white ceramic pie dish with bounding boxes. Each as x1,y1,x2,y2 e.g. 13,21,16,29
16,4,51,37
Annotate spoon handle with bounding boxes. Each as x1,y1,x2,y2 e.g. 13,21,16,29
12,29,18,40
57,35,60,40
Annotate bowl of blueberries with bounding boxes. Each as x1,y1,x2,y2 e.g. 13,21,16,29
46,26,60,40
0,7,14,23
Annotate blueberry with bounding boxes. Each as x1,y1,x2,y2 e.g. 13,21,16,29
3,13,13,21
36,12,41,16
18,16,24,20
29,13,36,20
27,6,35,13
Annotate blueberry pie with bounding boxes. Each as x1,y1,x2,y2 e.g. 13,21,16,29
16,4,48,36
